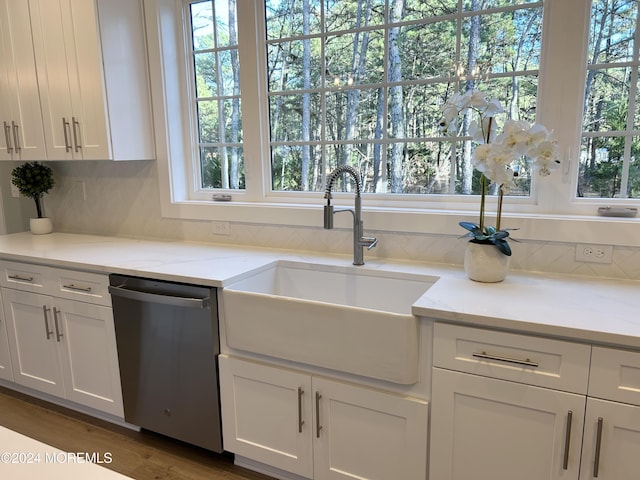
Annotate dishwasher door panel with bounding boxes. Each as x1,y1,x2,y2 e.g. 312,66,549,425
109,275,222,452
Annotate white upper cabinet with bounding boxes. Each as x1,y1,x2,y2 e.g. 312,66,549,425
28,0,155,161
0,0,47,161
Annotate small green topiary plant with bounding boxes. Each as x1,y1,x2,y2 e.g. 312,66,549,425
11,162,55,218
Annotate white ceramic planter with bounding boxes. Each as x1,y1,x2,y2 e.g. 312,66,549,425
30,217,53,235
464,241,510,283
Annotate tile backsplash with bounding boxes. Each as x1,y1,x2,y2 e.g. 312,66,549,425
43,161,640,281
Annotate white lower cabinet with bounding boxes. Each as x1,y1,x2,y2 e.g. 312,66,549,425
1,277,123,417
219,355,429,480
431,323,640,480
430,368,585,480
580,398,640,479
0,294,13,381
2,289,64,396
579,346,640,479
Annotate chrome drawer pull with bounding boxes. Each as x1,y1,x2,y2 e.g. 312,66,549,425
72,117,81,152
563,410,573,470
11,121,20,152
315,391,322,438
63,283,92,293
42,305,53,340
472,351,539,368
8,274,34,282
62,117,72,152
593,417,604,477
53,307,63,342
298,387,305,433
4,121,13,153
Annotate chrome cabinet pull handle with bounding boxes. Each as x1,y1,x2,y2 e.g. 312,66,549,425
298,387,305,433
72,117,81,152
62,117,72,152
593,417,604,477
8,274,34,282
315,391,322,438
563,410,573,470
53,307,63,342
62,283,92,293
11,121,20,152
3,121,13,153
472,351,539,368
42,305,53,340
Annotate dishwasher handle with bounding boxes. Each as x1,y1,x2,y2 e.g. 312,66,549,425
108,285,210,309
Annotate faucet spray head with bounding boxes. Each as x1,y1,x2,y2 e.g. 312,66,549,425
324,197,334,229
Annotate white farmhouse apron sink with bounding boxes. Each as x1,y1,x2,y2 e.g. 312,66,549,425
222,260,435,384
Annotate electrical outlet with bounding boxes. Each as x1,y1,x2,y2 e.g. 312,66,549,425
212,221,230,236
575,244,613,264
10,184,20,198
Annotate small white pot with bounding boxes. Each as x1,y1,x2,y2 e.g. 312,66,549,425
30,217,53,235
464,241,510,283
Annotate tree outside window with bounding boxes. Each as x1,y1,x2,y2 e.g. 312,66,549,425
265,0,543,196
185,0,640,205
578,0,640,199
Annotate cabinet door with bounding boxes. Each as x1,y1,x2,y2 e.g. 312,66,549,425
430,368,585,480
0,294,14,381
1,288,64,397
54,298,123,417
580,398,640,480
312,377,429,480
0,0,47,161
29,0,109,160
219,356,313,478
63,0,110,160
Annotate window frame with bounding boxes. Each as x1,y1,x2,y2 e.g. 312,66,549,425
144,0,640,248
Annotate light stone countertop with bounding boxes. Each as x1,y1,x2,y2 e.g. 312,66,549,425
0,232,639,350
0,426,131,479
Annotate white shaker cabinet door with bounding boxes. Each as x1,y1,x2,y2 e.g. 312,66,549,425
1,288,64,397
29,0,109,161
580,398,640,480
430,368,585,480
0,294,13,381
0,0,47,161
54,298,123,417
312,376,429,480
219,356,314,478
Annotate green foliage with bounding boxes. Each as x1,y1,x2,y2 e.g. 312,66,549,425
263,0,544,194
459,221,512,256
189,0,636,198
11,162,55,218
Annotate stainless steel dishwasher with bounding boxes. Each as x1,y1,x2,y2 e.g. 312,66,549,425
108,274,222,452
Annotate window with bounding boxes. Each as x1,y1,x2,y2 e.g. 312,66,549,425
185,0,544,198
187,0,244,190
146,0,638,242
578,0,640,199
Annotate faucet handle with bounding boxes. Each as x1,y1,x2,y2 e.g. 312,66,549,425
361,236,378,250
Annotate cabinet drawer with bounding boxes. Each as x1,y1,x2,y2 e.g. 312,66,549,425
0,261,51,292
50,268,111,307
434,323,591,394
589,347,640,406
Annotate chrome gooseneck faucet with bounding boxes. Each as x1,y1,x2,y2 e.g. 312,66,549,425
323,165,378,265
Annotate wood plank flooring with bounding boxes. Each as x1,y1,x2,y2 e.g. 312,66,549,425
0,386,275,480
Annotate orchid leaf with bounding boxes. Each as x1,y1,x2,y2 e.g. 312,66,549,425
459,221,512,256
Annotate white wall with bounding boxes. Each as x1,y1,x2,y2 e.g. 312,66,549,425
41,160,640,281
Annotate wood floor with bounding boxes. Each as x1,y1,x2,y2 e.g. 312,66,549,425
0,386,275,480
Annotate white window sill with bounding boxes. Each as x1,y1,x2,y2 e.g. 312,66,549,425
159,198,640,248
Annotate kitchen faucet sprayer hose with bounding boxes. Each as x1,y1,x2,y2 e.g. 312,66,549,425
324,165,362,198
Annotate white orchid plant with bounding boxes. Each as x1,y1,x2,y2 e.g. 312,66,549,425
440,90,560,256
